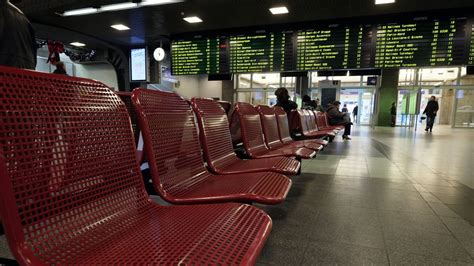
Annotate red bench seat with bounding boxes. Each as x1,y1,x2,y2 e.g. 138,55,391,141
0,66,272,265
191,98,301,175
132,89,292,205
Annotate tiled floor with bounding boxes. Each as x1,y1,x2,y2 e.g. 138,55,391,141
257,125,474,265
0,125,473,265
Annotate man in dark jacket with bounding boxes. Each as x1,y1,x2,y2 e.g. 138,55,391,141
326,101,352,140
0,0,37,69
275,87,298,114
390,102,397,127
423,96,439,132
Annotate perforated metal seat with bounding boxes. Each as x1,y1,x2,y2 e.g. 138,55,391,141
132,88,292,205
315,111,343,132
274,107,328,147
191,98,300,175
307,110,338,136
0,66,272,265
116,91,144,163
235,102,315,159
256,105,322,153
294,110,333,139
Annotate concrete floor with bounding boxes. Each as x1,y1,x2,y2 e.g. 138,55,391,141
0,125,473,265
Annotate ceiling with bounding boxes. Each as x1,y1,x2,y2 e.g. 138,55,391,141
12,0,474,48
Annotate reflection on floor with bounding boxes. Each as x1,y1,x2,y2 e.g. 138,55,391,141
0,125,473,265
258,125,474,265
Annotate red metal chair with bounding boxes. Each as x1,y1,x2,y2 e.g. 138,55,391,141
116,91,144,163
256,105,323,153
293,110,334,139
235,102,315,159
307,110,338,136
218,100,232,115
314,111,343,133
0,66,272,265
191,98,300,175
132,88,292,205
274,107,328,147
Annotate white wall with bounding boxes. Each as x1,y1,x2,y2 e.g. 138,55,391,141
173,75,223,100
35,47,119,90
74,63,118,90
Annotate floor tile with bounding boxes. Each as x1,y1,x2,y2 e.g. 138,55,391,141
302,240,388,265
379,210,451,235
388,251,472,265
439,216,474,257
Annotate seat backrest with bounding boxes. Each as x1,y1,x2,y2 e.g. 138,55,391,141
116,92,140,146
305,109,319,131
228,105,242,146
218,101,232,115
131,89,209,198
191,98,239,171
234,102,269,155
314,111,327,129
297,109,311,134
256,105,283,149
274,106,294,144
0,66,147,264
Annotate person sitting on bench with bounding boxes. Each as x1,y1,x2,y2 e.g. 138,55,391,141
326,101,353,140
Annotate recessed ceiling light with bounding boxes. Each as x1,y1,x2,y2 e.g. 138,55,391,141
375,0,395,5
70,42,86,47
100,2,138,12
183,16,203,23
62,7,98,16
111,24,130,31
139,0,184,6
269,6,289,15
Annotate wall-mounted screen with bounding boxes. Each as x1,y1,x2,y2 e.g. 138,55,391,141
130,48,147,81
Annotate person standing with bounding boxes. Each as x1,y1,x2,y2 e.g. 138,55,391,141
0,0,37,69
390,102,397,127
326,101,352,140
423,96,439,132
352,105,358,123
341,104,348,113
275,87,298,114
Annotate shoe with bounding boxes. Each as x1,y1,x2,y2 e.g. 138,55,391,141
425,128,428,132
430,129,432,132
344,136,352,140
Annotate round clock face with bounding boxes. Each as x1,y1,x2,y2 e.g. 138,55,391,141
153,47,166,62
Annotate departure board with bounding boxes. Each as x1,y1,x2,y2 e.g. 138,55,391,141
296,25,373,70
375,18,468,68
229,32,295,73
469,23,474,65
171,38,222,75
171,16,474,75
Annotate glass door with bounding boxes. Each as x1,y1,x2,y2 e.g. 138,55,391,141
340,88,375,126
453,88,474,127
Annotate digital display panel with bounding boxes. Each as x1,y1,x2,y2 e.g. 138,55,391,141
375,18,468,68
171,16,473,75
296,25,373,70
130,48,147,81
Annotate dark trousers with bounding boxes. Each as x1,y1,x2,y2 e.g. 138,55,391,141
343,123,351,136
426,116,435,130
391,115,396,127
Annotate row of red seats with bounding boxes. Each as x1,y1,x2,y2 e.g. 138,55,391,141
0,66,339,265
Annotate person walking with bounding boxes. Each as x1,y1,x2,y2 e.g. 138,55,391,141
352,105,358,123
423,96,439,132
390,102,397,127
0,0,37,69
326,101,353,140
275,87,298,114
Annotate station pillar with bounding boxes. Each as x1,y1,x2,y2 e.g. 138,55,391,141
377,69,399,127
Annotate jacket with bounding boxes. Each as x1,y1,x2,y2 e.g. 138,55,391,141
0,2,37,69
423,100,439,118
276,100,298,114
326,104,348,125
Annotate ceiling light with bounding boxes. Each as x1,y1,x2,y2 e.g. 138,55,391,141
269,6,289,15
70,42,86,47
100,2,138,12
139,0,184,6
183,16,203,23
62,7,98,16
111,24,130,30
375,0,395,5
